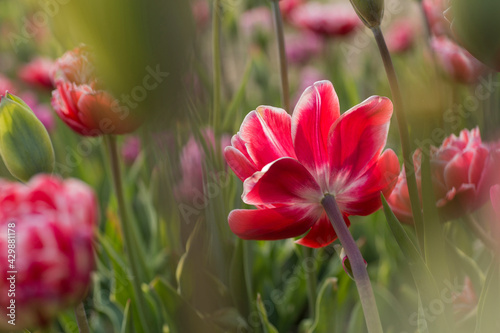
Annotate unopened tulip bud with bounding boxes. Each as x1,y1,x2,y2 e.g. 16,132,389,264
0,92,55,182
349,0,384,28
336,245,367,280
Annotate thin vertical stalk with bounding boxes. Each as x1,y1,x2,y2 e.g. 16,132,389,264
302,246,317,319
104,135,149,331
321,195,383,333
271,0,290,112
74,302,90,333
371,26,425,251
212,0,222,135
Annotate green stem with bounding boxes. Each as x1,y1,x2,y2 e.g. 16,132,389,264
371,26,425,251
212,0,222,135
104,135,149,331
302,246,317,319
321,195,383,333
271,0,290,112
74,302,90,333
462,215,497,251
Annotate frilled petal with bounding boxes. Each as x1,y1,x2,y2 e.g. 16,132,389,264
337,149,400,216
242,157,322,206
295,213,350,248
228,205,321,241
292,81,339,185
443,151,475,191
238,106,296,168
329,96,393,187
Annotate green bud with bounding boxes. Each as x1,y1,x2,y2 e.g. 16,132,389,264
0,92,55,182
452,0,500,71
349,0,385,29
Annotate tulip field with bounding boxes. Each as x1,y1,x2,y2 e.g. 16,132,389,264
0,0,499,332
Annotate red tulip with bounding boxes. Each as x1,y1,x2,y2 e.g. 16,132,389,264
51,79,139,136
280,0,304,19
388,128,498,223
18,57,55,90
0,175,97,330
289,2,361,38
225,81,400,248
431,36,486,84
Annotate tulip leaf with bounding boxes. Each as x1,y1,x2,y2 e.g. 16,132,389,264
120,300,132,333
256,294,279,333
381,194,450,332
474,259,500,333
0,92,55,182
306,277,338,333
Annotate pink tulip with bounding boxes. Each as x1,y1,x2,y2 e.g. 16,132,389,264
18,58,55,90
491,185,500,221
175,129,231,203
52,45,96,86
240,7,273,38
423,0,451,36
121,136,141,164
191,0,210,29
0,74,16,96
225,81,400,248
388,128,498,223
285,32,324,65
386,20,417,54
289,2,361,38
431,36,486,84
280,0,304,19
0,175,97,330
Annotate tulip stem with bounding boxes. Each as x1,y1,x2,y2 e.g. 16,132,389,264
302,246,317,319
371,26,425,251
321,194,383,333
74,302,90,333
271,0,291,112
104,135,150,331
462,215,497,251
212,0,222,135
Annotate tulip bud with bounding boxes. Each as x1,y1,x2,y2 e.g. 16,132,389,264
451,0,500,71
335,245,367,280
349,0,384,28
0,92,55,182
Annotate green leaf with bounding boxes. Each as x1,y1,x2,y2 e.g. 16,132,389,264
381,194,450,332
0,92,55,181
475,259,500,333
257,294,279,333
120,300,133,333
306,278,338,333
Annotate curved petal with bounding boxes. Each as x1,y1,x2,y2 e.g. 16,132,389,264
337,149,400,216
295,213,350,248
224,146,258,182
328,96,393,187
242,157,322,206
238,106,296,168
292,80,340,185
228,205,321,241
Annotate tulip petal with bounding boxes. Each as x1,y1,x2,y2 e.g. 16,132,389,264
228,205,321,241
242,157,322,205
224,146,258,182
292,80,340,184
338,149,400,215
295,213,350,248
491,185,500,219
238,106,296,168
329,96,393,186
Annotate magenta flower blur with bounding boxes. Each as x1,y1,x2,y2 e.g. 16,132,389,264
386,20,417,54
285,32,324,65
290,2,361,38
121,136,142,165
225,81,400,248
18,57,55,90
0,175,97,330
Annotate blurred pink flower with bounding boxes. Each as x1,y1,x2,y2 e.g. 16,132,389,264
285,32,323,65
121,136,141,164
175,129,231,203
431,36,487,84
280,0,304,19
423,0,451,36
191,0,210,29
240,7,273,38
289,2,361,38
20,92,56,132
0,175,97,330
491,185,500,221
0,74,16,96
52,45,96,86
388,128,498,223
18,58,55,90
386,20,416,54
